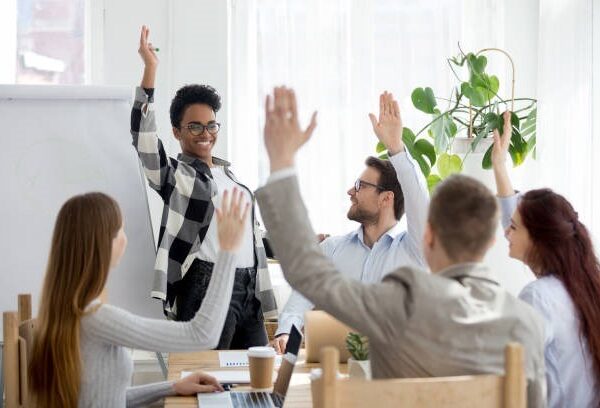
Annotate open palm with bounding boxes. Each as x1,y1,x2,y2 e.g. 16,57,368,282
369,91,404,155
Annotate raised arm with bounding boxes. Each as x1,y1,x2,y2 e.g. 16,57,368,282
370,92,429,265
257,87,408,345
83,189,250,351
492,111,519,228
130,26,172,199
138,25,158,88
492,111,516,197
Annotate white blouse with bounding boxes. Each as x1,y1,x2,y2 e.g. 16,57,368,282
197,166,255,268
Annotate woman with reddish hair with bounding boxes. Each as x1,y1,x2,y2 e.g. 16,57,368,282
492,111,600,407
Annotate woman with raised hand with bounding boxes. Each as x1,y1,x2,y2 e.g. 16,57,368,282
29,188,249,408
492,111,600,407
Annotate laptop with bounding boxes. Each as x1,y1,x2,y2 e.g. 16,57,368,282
197,325,303,408
304,310,352,363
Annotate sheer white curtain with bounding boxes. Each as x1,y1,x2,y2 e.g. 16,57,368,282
228,0,504,234
536,0,599,239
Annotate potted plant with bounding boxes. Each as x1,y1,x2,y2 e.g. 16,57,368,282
376,46,537,192
345,332,371,379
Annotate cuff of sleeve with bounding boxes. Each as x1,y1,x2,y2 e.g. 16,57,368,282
388,150,412,169
135,86,154,103
164,381,178,397
267,167,296,185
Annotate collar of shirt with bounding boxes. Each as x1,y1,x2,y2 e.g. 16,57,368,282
353,222,403,248
437,262,499,285
177,153,231,169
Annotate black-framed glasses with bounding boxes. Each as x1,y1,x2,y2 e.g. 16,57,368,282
181,122,221,136
354,179,385,193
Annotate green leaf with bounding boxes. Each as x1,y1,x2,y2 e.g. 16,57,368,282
401,127,431,177
467,53,487,75
470,126,489,152
376,141,387,153
461,82,487,107
526,134,536,157
402,127,416,147
411,87,437,114
378,153,389,160
521,108,537,138
462,74,499,106
430,113,456,153
510,111,520,130
482,144,493,169
426,174,442,194
437,153,462,178
414,139,436,167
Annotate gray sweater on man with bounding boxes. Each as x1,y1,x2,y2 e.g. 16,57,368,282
256,174,547,407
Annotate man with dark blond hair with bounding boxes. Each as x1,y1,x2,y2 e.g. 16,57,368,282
256,86,547,407
271,91,430,352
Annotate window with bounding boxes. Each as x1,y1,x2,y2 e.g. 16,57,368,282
0,0,85,84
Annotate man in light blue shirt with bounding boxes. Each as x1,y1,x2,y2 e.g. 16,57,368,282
270,92,430,352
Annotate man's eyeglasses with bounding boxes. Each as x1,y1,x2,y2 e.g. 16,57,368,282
181,122,221,136
354,179,385,193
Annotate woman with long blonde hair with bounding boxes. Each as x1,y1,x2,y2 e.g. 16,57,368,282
29,189,249,407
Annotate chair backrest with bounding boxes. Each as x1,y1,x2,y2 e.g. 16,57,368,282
3,294,34,408
304,311,353,363
316,343,526,408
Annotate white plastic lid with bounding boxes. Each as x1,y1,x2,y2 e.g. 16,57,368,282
247,346,276,358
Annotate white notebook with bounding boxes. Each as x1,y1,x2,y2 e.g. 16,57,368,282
218,351,282,368
181,370,251,383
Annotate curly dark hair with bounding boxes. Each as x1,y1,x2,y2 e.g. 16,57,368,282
169,84,222,128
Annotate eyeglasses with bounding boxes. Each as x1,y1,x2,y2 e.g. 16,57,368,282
354,179,385,193
181,122,221,136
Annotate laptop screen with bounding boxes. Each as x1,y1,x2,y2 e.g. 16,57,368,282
272,324,302,397
284,324,302,356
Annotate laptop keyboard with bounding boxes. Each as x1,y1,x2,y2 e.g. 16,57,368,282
231,391,274,408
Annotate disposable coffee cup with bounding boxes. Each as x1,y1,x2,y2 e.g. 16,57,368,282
247,346,276,389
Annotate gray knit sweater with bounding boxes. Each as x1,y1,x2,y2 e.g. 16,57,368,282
78,251,236,407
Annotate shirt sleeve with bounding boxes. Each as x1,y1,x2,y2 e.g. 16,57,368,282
519,282,553,345
130,86,173,200
267,166,296,184
274,239,333,335
388,151,429,267
498,193,520,230
82,251,236,351
126,381,176,407
275,291,314,336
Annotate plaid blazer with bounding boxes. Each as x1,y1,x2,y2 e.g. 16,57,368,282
130,87,277,319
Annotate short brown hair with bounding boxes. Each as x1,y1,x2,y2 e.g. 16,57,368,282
428,174,498,261
365,156,404,220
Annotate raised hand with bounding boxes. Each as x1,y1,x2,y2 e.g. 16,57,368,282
491,111,512,168
263,86,318,172
216,188,250,252
491,111,515,197
173,371,224,395
138,25,158,88
138,25,158,68
369,91,404,155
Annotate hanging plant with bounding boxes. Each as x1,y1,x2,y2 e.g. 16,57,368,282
377,46,537,192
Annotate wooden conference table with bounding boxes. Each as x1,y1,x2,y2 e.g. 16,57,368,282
164,350,347,407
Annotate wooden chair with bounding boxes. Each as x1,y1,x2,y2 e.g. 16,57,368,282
3,294,35,408
314,343,526,408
